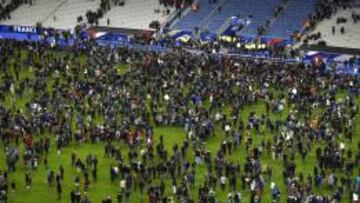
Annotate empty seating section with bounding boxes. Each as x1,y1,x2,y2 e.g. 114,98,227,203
243,0,281,35
0,0,172,30
0,0,318,38
174,0,283,35
42,0,101,29
98,0,173,29
205,0,244,31
0,0,11,7
174,0,216,30
269,0,316,38
173,0,317,38
2,0,66,27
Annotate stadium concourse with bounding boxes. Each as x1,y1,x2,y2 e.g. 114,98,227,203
0,0,359,203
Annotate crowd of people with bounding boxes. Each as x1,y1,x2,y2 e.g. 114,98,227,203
159,34,294,59
303,7,360,47
300,0,358,45
84,0,115,26
0,1,357,203
0,0,30,21
0,36,358,203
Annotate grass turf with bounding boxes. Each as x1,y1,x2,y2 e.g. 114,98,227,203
0,49,359,203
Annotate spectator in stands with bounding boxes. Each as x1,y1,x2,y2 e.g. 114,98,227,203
85,0,111,26
188,2,195,12
351,11,360,23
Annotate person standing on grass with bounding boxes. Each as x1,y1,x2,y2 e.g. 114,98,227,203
70,190,75,203
0,172,7,203
57,181,62,201
10,180,15,202
271,182,280,202
71,153,77,167
48,170,55,187
80,195,91,203
117,190,123,203
59,165,64,180
220,175,227,191
124,189,131,203
92,167,97,182
102,196,112,203
25,171,32,189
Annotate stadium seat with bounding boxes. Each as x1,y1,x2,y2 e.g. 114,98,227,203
98,0,173,29
0,0,172,30
304,8,360,49
42,0,101,29
174,0,217,30
268,0,316,38
173,0,282,35
1,0,67,27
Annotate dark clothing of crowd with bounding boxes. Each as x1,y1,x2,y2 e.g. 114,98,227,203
0,0,30,21
0,28,358,203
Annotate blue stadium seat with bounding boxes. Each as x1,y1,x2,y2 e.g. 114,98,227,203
174,0,282,35
174,0,217,30
268,0,316,38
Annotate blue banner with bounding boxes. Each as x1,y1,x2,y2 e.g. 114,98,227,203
0,24,89,47
96,32,129,42
0,24,47,34
222,16,246,36
200,31,217,42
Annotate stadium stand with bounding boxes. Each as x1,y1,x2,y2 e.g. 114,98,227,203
98,0,173,29
0,0,29,21
174,0,217,30
1,0,67,27
0,0,359,202
41,0,101,29
0,0,11,7
231,0,280,35
174,0,283,34
0,0,173,29
303,7,360,49
268,0,316,38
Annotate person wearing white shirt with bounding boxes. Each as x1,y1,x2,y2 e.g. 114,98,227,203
220,176,227,191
